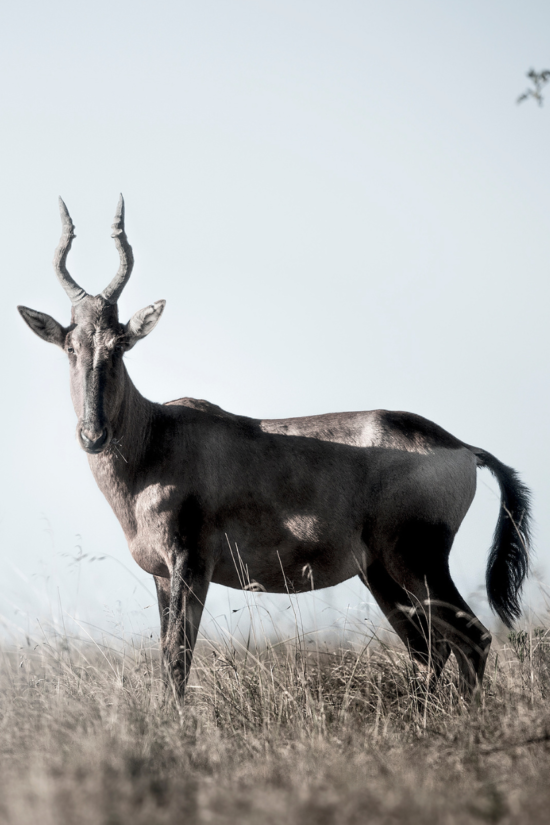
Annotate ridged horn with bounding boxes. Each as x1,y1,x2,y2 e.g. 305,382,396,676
101,194,134,304
53,198,88,305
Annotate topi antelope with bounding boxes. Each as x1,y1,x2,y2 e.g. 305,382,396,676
18,197,531,699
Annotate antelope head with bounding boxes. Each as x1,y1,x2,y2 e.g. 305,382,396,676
18,197,165,454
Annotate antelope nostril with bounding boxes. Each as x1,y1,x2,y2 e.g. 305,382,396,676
80,427,109,452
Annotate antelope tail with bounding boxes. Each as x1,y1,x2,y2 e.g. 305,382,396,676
472,448,532,628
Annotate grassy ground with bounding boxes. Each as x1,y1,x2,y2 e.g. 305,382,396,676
1,621,550,825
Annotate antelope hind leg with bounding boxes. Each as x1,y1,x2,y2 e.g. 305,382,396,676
362,559,451,687
384,522,492,698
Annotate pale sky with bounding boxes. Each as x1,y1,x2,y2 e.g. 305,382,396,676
2,1,549,644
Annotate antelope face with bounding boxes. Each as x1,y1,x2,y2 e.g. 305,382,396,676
67,297,126,453
18,197,165,455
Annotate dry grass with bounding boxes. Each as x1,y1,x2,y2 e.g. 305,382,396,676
1,620,550,824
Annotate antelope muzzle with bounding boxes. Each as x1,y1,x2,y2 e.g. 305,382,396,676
78,424,110,453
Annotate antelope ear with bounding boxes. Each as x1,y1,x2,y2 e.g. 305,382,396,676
18,306,67,348
125,300,166,350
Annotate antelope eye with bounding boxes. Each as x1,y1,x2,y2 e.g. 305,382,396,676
114,344,123,353
67,346,74,354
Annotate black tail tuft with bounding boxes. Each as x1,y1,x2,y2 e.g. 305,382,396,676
475,450,532,628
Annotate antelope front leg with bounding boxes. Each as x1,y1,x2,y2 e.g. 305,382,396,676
164,551,211,702
153,575,170,644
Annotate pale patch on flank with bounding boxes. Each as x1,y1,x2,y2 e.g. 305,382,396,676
259,415,382,447
285,515,321,542
135,483,178,521
388,433,432,455
358,417,432,453
357,418,381,447
260,420,295,435
259,412,433,454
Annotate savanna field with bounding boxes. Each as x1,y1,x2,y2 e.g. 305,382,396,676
1,610,550,825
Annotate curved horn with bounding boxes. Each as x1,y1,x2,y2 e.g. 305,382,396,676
101,194,134,304
53,198,88,305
